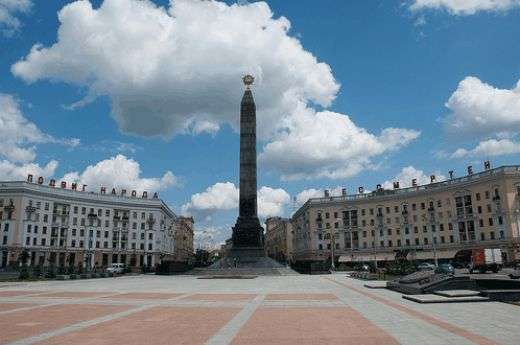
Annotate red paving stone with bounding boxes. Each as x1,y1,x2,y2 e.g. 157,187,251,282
232,307,399,345
39,307,240,345
182,293,257,302
105,292,183,300
37,292,113,298
265,293,337,301
0,303,36,312
0,290,44,297
0,304,130,344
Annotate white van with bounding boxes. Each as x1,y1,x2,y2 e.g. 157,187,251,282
106,263,125,274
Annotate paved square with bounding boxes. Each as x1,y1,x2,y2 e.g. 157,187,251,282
0,274,519,345
0,304,130,344
38,307,240,345
231,307,398,345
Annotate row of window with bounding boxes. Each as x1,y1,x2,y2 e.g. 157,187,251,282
23,236,155,251
317,230,505,251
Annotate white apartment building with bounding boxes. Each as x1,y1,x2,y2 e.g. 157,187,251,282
291,164,520,272
0,177,188,270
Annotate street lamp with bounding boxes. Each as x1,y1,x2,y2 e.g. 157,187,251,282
86,213,97,272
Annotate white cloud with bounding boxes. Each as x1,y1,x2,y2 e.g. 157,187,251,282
0,159,58,181
0,93,79,163
61,154,178,193
181,181,290,220
382,166,446,189
410,0,520,15
295,186,345,205
444,76,520,138
181,182,239,220
450,138,520,158
258,186,290,218
194,225,227,249
0,0,32,35
12,0,339,139
259,105,420,180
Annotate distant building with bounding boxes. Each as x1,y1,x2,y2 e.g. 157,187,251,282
174,216,194,265
265,217,293,264
0,178,193,270
291,164,520,272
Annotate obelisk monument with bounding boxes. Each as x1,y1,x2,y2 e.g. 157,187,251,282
231,75,264,255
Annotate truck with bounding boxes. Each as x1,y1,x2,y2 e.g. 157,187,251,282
468,248,502,274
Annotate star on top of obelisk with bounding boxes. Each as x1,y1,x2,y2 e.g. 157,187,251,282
242,74,254,90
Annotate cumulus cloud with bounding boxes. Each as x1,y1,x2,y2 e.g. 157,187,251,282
0,93,79,163
181,181,290,221
410,0,520,15
295,186,345,205
12,0,339,139
259,105,420,180
61,154,179,193
0,0,32,35
382,166,446,189
258,186,290,218
444,77,520,138
181,182,239,220
450,138,520,158
0,160,58,181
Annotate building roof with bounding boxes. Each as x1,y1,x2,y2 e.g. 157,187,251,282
0,180,177,218
293,165,520,218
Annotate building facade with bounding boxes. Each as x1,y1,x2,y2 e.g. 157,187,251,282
0,179,193,270
291,165,520,272
265,217,293,264
174,216,195,264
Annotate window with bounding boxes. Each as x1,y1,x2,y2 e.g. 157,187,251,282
41,238,46,246
325,212,330,219
421,203,425,210
141,212,145,219
140,223,145,230
490,231,495,240
415,238,419,245
448,223,453,231
80,229,85,237
386,207,390,214
27,224,32,233
71,240,76,247
42,226,47,234
485,191,490,199
394,206,399,213
481,233,485,241
488,218,493,226
105,209,110,217
450,235,454,243
487,204,492,213
498,216,503,225
477,206,482,214
72,229,77,236
476,193,481,201
148,233,153,240
25,237,30,245
479,219,484,227
369,208,374,215
44,203,49,211
437,200,442,208
74,206,78,214
81,207,86,215
148,243,153,250
80,218,85,226
43,214,48,223
424,238,429,245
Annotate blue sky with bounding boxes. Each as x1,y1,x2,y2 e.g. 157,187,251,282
1,0,520,247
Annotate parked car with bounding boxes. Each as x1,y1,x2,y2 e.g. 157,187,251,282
106,263,125,274
417,262,436,271
435,263,455,275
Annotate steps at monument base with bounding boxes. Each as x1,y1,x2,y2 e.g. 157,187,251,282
403,294,490,304
189,267,297,276
433,290,481,298
190,256,299,276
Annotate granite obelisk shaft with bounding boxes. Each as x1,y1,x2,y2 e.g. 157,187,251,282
231,80,263,249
